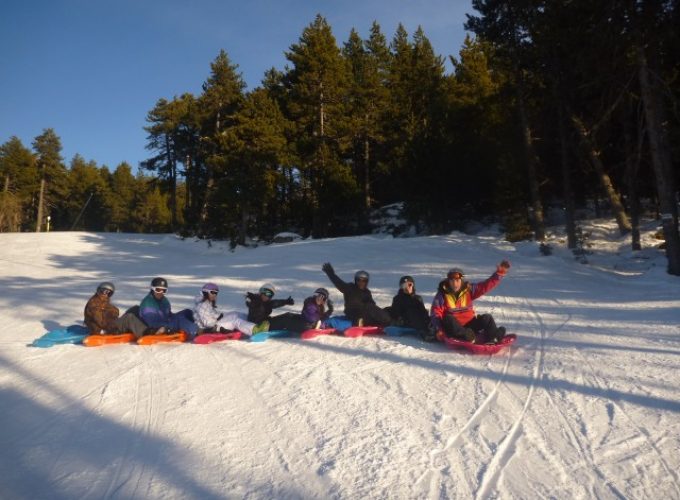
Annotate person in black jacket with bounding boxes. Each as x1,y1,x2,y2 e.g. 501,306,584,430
245,283,294,325
388,275,430,333
321,263,391,326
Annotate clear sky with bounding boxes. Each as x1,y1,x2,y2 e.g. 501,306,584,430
1,0,472,172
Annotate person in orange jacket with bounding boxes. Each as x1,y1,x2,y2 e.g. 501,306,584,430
430,260,510,344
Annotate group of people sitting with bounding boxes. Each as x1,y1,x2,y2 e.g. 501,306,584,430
84,259,511,344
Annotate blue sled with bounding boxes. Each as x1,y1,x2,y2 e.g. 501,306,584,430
383,326,420,337
250,330,295,343
31,325,89,348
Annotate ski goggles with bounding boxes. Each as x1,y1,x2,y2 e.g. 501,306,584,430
207,290,218,295
98,288,113,296
152,287,168,294
260,289,274,298
447,272,463,280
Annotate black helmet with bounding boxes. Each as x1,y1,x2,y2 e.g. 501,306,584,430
314,287,329,300
98,281,115,295
354,270,370,283
151,277,168,288
447,268,464,279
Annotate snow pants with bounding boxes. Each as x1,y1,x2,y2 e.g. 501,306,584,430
443,313,500,342
215,311,256,335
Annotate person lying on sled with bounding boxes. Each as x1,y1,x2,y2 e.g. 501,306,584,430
139,277,198,337
387,275,430,334
84,281,149,338
192,282,265,337
321,263,391,327
269,287,335,332
430,261,510,344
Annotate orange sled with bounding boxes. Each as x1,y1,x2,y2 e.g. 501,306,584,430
137,331,188,345
83,333,136,346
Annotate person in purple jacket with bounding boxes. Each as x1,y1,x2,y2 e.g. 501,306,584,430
268,288,334,332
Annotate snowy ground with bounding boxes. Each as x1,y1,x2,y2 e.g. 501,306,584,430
1,220,679,499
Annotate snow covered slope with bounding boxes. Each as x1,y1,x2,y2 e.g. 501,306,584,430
1,222,679,499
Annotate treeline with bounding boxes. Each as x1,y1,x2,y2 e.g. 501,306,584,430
1,5,679,273
0,131,179,233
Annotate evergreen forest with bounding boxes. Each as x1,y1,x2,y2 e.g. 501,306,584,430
2,4,679,274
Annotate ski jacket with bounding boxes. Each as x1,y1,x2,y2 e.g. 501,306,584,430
390,290,428,322
192,295,221,329
84,293,119,333
245,292,290,324
430,270,503,329
301,296,334,325
139,292,172,329
323,268,377,320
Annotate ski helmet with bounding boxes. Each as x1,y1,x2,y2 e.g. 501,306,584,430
98,281,115,295
151,277,168,288
354,270,370,283
447,268,464,279
314,287,329,301
202,282,219,293
259,283,276,297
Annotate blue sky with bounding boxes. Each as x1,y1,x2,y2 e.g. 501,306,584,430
1,0,472,172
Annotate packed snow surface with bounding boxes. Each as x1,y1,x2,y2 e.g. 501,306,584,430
1,221,679,499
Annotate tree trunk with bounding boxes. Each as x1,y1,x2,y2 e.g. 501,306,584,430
165,135,177,231
623,103,642,251
558,102,577,249
363,134,371,211
636,44,680,275
571,114,632,235
35,171,45,232
516,77,545,241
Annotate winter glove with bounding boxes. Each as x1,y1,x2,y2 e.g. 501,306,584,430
322,262,334,275
496,260,511,276
285,296,295,306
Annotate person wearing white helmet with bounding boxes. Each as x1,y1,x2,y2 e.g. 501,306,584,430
244,283,294,330
192,282,262,336
321,262,391,327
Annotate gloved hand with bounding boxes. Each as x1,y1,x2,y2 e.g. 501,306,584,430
497,259,511,275
285,296,295,305
322,262,334,275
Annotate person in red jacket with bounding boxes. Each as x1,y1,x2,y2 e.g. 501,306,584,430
430,260,510,344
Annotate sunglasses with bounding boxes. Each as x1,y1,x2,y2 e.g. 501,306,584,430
448,273,463,280
152,287,168,294
98,288,113,296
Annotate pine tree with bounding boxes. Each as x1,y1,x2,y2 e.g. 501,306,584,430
0,137,37,231
32,128,67,231
284,14,357,236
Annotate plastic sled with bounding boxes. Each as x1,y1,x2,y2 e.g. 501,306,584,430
442,333,517,354
383,326,420,337
250,330,294,343
344,326,384,338
193,331,243,344
31,325,89,348
300,328,337,340
83,333,136,347
137,331,188,345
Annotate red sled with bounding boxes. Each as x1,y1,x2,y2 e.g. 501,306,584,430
442,333,517,354
300,328,337,340
344,326,384,338
193,331,243,344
